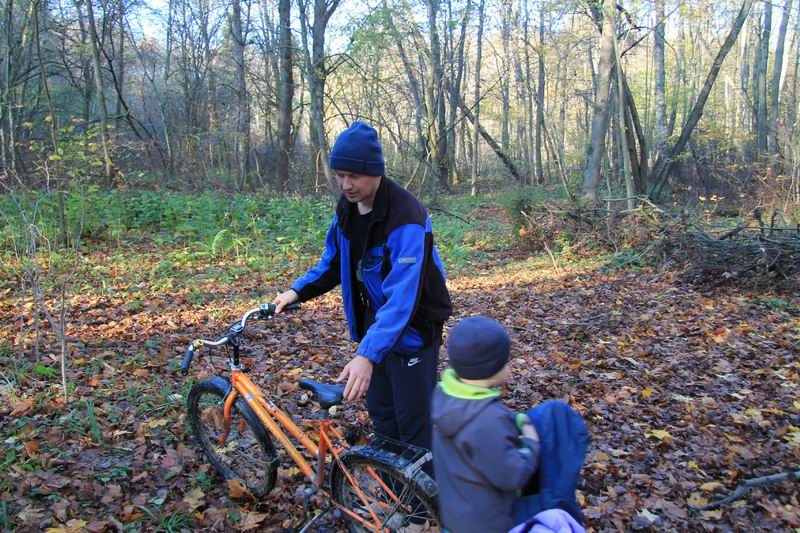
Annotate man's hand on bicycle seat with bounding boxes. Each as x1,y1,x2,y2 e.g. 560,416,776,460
272,289,299,314
337,355,373,401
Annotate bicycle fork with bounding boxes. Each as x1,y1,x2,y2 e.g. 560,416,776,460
219,389,238,446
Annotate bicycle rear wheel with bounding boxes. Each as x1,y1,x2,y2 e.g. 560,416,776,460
187,379,278,497
331,453,439,532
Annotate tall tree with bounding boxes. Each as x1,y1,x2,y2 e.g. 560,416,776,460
534,0,545,184
446,0,469,185
500,0,511,152
582,0,615,204
276,0,294,192
768,0,793,152
470,0,485,196
653,0,667,160
81,0,114,184
230,0,251,190
755,0,771,153
298,0,340,193
426,0,448,197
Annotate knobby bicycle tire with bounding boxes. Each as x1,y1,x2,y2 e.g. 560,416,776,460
187,379,278,497
330,452,439,532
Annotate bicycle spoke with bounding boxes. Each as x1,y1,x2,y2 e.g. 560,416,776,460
335,458,438,532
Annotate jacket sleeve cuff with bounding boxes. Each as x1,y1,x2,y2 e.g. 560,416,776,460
291,283,312,303
355,343,384,364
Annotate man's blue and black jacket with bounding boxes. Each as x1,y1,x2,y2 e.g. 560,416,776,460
291,177,452,363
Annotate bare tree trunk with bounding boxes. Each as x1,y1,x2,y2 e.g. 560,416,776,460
2,0,15,173
114,0,124,126
650,0,755,197
788,16,800,128
501,0,511,152
768,0,793,152
231,0,250,191
612,21,634,209
81,0,114,185
426,0,448,198
471,0,486,196
756,0,771,153
653,0,667,160
447,0,469,185
534,0,545,184
582,0,615,204
523,0,536,183
276,0,294,192
299,0,340,193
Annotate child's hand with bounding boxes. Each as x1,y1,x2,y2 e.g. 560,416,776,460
521,421,539,442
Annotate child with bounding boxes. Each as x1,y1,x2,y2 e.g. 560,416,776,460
432,315,540,533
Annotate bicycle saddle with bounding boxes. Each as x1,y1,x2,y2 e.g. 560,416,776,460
299,379,345,410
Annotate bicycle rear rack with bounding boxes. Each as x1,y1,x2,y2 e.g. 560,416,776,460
359,433,433,480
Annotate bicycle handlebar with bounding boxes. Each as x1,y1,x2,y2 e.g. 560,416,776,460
180,301,301,375
181,345,196,373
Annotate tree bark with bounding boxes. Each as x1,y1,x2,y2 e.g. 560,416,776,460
582,0,615,204
756,0,771,153
612,22,634,210
299,0,340,193
447,0,469,185
787,15,800,128
768,0,792,152
534,0,545,184
426,0,448,198
231,0,251,191
471,0,486,196
114,0,124,126
501,0,511,152
653,0,667,160
276,0,294,192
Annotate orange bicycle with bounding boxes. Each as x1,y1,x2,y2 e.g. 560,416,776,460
180,303,440,532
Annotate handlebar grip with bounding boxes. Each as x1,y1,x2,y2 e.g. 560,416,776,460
181,346,195,375
284,302,301,311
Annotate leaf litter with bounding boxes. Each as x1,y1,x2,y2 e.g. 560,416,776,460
0,206,798,531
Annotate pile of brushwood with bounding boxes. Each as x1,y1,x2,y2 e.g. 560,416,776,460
666,214,800,288
516,199,799,289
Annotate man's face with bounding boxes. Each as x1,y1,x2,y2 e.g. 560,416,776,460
335,170,381,204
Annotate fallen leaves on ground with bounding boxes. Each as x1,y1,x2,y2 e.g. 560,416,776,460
1,206,798,531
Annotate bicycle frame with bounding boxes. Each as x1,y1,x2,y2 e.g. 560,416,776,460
220,369,403,531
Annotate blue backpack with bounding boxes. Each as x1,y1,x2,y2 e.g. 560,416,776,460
513,400,590,525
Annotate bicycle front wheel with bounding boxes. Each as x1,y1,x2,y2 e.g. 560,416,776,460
187,379,278,497
331,453,439,532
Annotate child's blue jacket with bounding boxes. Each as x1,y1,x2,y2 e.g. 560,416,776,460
514,400,590,525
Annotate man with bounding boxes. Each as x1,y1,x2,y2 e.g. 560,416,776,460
273,121,452,451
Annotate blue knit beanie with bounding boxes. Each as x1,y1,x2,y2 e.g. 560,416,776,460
329,121,385,176
447,316,511,380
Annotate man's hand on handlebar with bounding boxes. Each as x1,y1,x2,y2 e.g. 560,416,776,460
272,289,299,314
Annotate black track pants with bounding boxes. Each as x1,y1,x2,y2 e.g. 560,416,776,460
366,332,441,451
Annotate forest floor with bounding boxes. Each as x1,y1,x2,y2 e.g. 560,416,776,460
0,198,798,532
